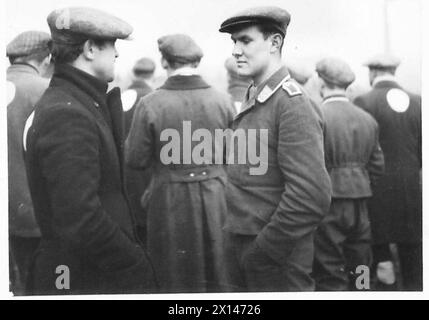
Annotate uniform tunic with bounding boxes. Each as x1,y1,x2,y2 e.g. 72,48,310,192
313,95,384,291
224,66,331,291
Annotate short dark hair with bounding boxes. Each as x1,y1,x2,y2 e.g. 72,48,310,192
256,24,285,52
370,66,397,75
164,56,201,70
9,49,50,65
49,38,108,64
322,78,348,90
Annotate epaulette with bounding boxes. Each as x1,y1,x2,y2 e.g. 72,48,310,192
282,80,302,97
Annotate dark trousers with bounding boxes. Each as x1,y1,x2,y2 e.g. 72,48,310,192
372,242,422,291
9,235,40,295
313,199,372,291
224,232,315,292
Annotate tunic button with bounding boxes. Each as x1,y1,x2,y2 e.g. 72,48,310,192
189,173,195,177
201,171,207,176
94,102,99,108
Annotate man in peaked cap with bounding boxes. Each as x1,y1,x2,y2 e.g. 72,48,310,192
126,34,234,293
313,57,385,291
219,6,331,292
354,54,422,291
7,30,51,295
24,7,157,294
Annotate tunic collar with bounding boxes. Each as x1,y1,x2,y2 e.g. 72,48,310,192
236,66,290,119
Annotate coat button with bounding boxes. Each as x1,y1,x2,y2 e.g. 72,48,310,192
189,173,195,177
201,171,207,176
94,102,99,108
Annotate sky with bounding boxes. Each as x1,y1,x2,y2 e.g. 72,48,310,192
4,0,422,94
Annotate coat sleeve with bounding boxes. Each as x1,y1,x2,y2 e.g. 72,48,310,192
36,105,155,290
125,100,156,170
366,123,385,187
255,96,332,263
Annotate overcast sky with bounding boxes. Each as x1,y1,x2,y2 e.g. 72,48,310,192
5,0,422,93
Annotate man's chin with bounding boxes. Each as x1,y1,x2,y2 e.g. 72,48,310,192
237,68,251,77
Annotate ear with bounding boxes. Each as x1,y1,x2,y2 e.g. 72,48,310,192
160,57,169,69
82,39,96,61
270,33,283,53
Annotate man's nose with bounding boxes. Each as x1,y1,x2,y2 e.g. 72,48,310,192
115,47,119,58
232,43,243,58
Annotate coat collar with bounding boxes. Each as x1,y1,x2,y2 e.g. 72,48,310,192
160,74,210,90
322,94,349,105
129,79,151,91
236,65,290,119
50,64,125,166
7,63,40,75
373,75,401,90
51,63,108,107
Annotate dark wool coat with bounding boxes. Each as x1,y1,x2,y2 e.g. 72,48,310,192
8,63,49,238
354,80,421,244
25,64,157,294
126,74,234,293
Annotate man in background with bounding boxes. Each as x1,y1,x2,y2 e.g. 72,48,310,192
123,57,156,135
126,34,234,292
122,58,156,238
7,30,51,295
313,57,384,291
354,54,422,291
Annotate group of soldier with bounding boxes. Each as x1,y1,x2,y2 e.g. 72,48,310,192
7,5,421,295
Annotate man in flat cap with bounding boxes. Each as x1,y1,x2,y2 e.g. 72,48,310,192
122,58,156,239
126,34,234,293
219,6,331,291
24,7,156,294
7,30,52,295
313,57,384,291
123,58,156,135
354,54,422,291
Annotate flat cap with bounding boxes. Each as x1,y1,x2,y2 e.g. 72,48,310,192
6,31,51,58
133,57,156,73
47,7,133,45
219,6,291,36
158,34,203,64
364,54,401,69
287,63,312,85
316,57,355,87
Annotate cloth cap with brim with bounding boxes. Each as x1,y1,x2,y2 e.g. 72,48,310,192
219,6,291,36
47,7,133,45
363,54,401,69
316,57,356,87
133,57,156,73
158,34,203,64
7,31,51,58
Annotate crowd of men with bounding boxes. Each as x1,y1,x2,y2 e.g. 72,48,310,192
6,5,422,295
